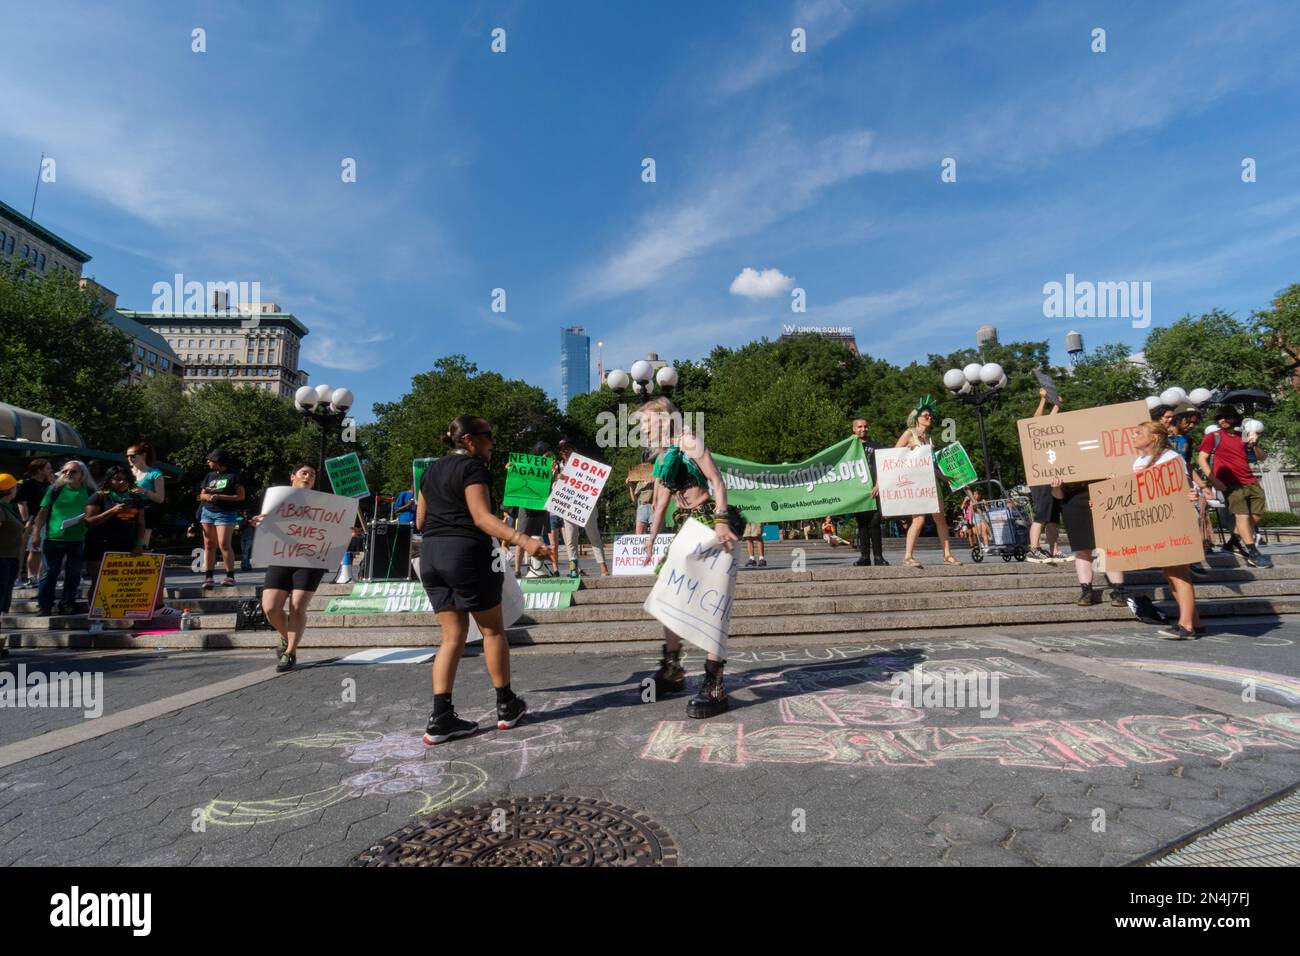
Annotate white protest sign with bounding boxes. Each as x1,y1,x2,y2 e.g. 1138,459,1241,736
612,534,675,575
251,486,358,571
875,446,940,517
544,452,610,526
468,547,524,643
643,519,737,658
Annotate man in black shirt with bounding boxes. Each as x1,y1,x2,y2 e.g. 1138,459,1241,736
851,418,887,565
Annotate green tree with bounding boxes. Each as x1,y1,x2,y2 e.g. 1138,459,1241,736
1142,309,1271,393
0,260,143,450
1060,343,1148,410
1254,284,1300,470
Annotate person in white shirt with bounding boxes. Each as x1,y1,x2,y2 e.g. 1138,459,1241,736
1133,421,1203,640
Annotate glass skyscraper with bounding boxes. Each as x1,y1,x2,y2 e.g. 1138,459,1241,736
560,326,590,409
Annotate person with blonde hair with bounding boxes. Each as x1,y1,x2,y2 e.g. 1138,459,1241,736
895,397,960,568
637,396,743,718
1133,420,1204,639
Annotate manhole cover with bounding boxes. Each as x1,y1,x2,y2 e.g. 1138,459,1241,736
349,795,678,867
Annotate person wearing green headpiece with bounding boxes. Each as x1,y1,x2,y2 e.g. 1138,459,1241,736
637,396,744,719
895,396,961,568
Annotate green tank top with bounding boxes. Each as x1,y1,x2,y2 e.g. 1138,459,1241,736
653,444,707,493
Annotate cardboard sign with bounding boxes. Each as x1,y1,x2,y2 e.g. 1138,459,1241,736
935,442,978,491
1089,456,1205,572
626,462,654,484
643,519,737,658
468,547,525,642
612,534,675,575
251,486,359,571
503,452,554,509
875,446,941,516
89,553,165,621
324,452,370,500
1033,369,1061,407
1018,400,1147,485
544,452,610,526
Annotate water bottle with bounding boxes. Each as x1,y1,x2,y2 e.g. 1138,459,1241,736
180,609,192,631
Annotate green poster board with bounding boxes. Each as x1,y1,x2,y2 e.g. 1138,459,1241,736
935,442,979,491
412,457,435,497
503,452,554,509
324,452,370,499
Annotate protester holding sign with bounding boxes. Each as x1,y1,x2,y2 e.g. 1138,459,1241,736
197,448,245,590
894,397,960,568
555,438,610,577
638,396,742,718
1026,388,1062,562
1049,474,1129,610
82,466,147,589
510,442,559,578
416,415,547,744
247,464,328,672
1131,422,1203,639
33,461,94,616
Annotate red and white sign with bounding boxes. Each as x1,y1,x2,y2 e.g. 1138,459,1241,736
611,534,674,575
544,452,610,526
875,447,940,517
251,486,358,571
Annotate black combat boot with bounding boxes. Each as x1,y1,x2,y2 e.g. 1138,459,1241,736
687,658,729,719
1077,583,1098,606
652,644,685,697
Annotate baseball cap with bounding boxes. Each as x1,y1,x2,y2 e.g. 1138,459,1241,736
0,473,17,493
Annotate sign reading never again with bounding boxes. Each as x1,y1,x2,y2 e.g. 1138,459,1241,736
1017,400,1148,485
502,452,554,510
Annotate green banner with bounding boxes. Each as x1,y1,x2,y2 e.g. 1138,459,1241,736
711,436,876,523
935,442,979,491
323,577,578,614
412,457,434,497
325,452,369,499
503,452,555,509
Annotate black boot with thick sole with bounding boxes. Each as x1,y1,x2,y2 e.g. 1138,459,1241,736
687,658,729,719
652,644,685,697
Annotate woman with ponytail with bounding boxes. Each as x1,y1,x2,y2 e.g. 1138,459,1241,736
416,415,548,744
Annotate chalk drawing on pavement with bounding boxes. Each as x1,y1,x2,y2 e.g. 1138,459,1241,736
1104,660,1300,706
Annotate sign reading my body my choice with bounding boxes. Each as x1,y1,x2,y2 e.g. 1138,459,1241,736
1017,400,1148,485
1089,458,1205,572
251,486,359,571
545,452,610,525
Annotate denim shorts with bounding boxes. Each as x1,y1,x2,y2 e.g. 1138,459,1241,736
201,507,239,526
636,504,653,525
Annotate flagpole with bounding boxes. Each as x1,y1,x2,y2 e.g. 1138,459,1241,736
30,153,45,219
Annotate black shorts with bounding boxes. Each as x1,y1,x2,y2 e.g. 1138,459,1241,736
263,565,326,592
420,535,502,612
1030,485,1062,524
515,509,550,540
1059,487,1095,552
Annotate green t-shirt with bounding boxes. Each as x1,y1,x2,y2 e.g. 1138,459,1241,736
41,485,90,542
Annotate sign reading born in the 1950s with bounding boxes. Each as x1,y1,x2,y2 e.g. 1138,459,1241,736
1017,400,1148,485
544,452,611,526
1088,457,1205,572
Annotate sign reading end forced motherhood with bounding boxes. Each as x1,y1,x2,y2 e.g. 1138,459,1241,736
875,446,940,516
544,452,610,526
1018,400,1148,485
251,486,358,571
1088,460,1205,572
643,519,737,658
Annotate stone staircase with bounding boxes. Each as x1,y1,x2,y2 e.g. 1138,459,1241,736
6,549,1300,650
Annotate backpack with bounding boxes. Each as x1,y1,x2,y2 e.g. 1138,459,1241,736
235,588,273,630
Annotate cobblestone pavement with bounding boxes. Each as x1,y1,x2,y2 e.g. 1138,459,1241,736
1,618,1298,866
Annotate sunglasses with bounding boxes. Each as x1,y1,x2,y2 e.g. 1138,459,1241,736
469,430,493,439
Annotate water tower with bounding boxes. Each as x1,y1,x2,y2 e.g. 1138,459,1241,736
1066,330,1085,366
976,324,998,349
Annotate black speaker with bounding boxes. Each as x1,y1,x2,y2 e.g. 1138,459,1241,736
367,521,412,581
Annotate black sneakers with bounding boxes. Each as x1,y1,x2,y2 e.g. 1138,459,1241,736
423,709,479,745
1158,624,1197,640
1125,593,1170,625
687,659,729,719
1109,587,1128,608
1245,548,1274,569
496,695,528,730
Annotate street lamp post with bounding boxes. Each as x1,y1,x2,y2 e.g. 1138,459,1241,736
942,362,1007,484
294,383,355,471
605,358,678,405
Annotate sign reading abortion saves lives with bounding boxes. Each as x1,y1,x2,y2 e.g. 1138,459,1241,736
1018,400,1147,484
251,486,358,571
1088,457,1204,572
544,452,610,525
875,446,940,517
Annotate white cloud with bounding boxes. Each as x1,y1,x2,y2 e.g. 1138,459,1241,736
730,267,794,298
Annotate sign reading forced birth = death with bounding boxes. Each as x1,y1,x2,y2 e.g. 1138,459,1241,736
1017,400,1148,485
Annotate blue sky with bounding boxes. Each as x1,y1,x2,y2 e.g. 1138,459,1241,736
3,0,1298,422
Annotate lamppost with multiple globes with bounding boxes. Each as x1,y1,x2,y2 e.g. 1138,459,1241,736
604,358,679,403
294,383,355,471
942,362,1007,484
